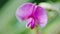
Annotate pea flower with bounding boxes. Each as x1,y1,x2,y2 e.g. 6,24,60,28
16,3,48,29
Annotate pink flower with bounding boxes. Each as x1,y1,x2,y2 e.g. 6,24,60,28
16,3,48,29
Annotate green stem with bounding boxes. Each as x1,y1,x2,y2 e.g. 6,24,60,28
30,26,41,34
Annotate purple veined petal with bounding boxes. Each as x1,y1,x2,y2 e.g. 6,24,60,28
26,18,35,29
34,6,48,28
16,3,35,21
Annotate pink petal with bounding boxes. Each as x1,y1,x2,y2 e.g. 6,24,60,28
16,3,35,21
26,18,35,29
34,6,48,28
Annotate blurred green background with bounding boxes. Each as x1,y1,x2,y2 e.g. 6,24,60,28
0,0,60,34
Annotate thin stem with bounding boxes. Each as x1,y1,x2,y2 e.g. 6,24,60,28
30,26,41,34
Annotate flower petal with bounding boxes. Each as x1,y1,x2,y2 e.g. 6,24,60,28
16,3,35,21
34,6,48,28
26,18,35,29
